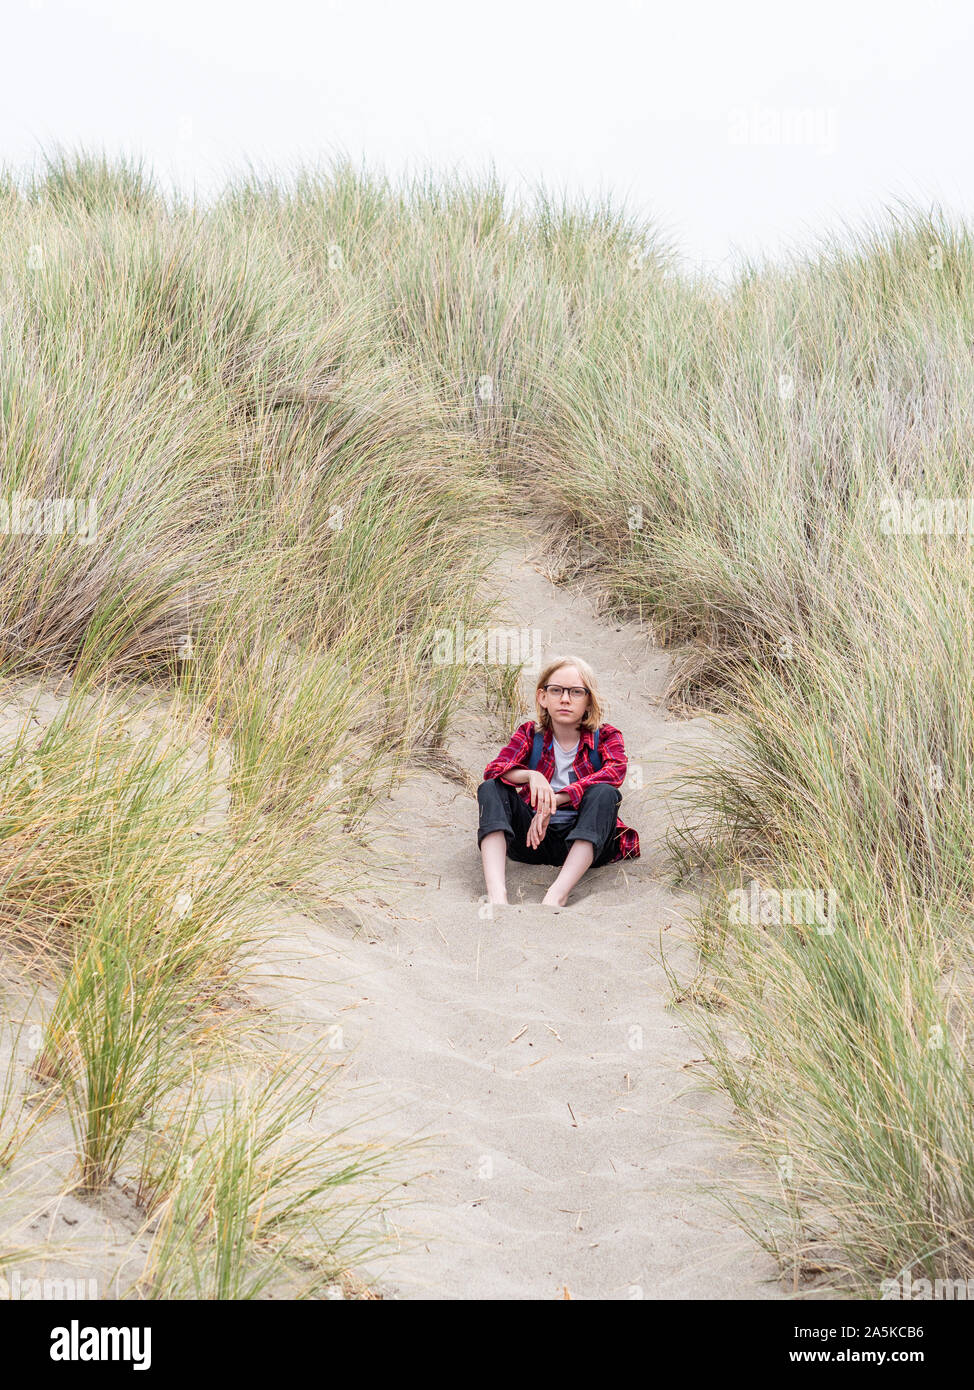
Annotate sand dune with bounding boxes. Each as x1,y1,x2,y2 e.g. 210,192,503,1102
1,522,789,1298
253,522,787,1299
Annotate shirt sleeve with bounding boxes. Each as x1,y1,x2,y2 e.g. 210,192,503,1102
563,722,628,808
483,721,535,784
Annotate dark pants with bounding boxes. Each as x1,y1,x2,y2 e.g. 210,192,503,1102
476,778,621,868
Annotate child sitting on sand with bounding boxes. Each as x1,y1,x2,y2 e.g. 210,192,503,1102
476,654,640,909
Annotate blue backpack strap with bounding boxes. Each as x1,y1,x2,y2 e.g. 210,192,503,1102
528,726,601,771
530,728,600,772
528,727,544,770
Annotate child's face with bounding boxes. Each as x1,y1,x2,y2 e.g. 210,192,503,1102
538,666,590,731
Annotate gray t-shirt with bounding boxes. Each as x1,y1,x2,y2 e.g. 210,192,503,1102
548,738,579,824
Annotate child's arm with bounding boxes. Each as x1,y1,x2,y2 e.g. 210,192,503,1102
483,720,535,786
483,721,556,815
562,723,628,811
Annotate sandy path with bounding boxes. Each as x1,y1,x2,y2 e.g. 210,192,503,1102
253,522,785,1300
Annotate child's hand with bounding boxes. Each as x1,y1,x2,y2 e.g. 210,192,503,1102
527,808,550,849
526,771,556,817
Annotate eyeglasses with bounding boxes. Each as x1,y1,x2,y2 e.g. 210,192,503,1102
543,684,589,700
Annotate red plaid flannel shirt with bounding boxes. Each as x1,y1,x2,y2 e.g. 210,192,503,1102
483,720,640,862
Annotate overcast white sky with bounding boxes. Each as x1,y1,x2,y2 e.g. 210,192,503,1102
5,0,973,283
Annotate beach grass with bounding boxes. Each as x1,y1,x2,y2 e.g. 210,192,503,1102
0,146,971,1294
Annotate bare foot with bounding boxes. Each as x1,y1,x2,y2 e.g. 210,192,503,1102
541,892,568,908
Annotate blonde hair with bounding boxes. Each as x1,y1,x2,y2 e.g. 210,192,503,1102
532,654,604,733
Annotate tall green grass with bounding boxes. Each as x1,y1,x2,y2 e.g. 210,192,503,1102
509,202,974,1293
0,148,504,1292
137,1040,409,1299
2,148,971,1295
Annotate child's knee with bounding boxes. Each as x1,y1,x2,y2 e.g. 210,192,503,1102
581,783,620,805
